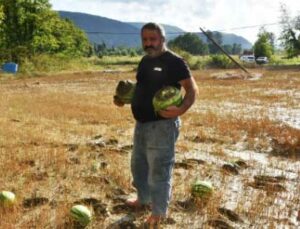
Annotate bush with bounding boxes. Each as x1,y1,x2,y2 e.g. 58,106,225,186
269,55,300,65
208,54,233,68
16,55,141,76
19,54,92,75
169,47,208,70
190,59,204,70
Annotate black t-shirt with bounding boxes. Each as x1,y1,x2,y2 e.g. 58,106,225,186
131,50,191,123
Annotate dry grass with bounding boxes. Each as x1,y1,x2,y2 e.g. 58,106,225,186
0,69,299,228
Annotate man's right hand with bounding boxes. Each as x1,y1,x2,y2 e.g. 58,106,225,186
113,95,125,107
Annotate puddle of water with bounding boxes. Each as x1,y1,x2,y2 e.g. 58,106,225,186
269,106,300,129
194,99,300,130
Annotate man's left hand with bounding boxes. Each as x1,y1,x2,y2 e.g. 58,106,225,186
158,105,183,118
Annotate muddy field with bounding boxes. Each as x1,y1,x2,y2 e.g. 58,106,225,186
0,69,299,228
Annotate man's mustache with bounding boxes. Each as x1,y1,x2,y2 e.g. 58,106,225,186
144,46,155,50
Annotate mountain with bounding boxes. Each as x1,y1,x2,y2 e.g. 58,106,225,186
197,32,253,50
58,11,253,49
129,22,186,41
58,11,140,47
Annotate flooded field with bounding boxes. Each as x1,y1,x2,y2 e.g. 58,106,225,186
0,69,299,228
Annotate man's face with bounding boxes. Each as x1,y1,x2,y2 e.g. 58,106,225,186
141,29,165,57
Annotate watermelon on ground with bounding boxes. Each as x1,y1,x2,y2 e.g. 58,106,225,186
70,204,92,226
191,180,214,198
0,191,16,205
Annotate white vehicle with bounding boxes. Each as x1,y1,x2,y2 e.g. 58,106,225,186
240,55,255,63
256,56,269,64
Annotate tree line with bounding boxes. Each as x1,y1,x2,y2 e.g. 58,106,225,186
168,32,243,55
252,4,300,59
279,3,300,58
168,4,300,59
0,1,299,65
92,32,243,58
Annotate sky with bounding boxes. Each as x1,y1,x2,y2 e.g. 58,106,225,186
49,0,300,44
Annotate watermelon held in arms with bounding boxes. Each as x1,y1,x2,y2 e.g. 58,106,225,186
115,80,136,104
153,86,183,112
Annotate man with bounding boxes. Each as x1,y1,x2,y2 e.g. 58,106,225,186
114,22,198,226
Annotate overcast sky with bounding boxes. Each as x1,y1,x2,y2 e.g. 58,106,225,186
49,0,300,44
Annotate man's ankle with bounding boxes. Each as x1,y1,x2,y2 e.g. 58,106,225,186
125,198,151,210
146,214,163,223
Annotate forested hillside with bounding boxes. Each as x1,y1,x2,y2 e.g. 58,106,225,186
58,11,140,48
58,11,253,49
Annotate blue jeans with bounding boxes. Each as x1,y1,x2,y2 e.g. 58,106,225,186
131,118,180,216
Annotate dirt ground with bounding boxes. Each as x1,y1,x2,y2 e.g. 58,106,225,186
0,69,299,228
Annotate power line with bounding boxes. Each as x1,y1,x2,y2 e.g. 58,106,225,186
85,31,185,34
85,22,281,34
215,22,280,32
86,32,139,34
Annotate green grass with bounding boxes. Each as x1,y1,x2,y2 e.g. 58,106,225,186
1,53,299,78
269,55,300,65
2,54,141,77
95,55,141,65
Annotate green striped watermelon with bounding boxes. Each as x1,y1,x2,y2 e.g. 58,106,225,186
191,180,214,198
70,205,92,226
115,80,136,104
0,191,16,205
153,86,183,112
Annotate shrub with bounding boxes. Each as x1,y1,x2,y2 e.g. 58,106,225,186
208,54,233,68
169,47,208,70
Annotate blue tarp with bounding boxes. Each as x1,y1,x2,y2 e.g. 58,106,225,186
2,62,18,73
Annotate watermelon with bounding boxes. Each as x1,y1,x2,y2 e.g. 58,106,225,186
70,205,92,226
115,80,136,104
191,180,213,198
91,161,101,172
0,191,16,205
153,86,183,112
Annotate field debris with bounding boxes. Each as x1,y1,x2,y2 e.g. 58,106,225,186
0,70,299,228
211,71,263,80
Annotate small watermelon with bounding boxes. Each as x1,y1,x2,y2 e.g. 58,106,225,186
0,191,16,205
91,161,101,172
191,180,213,198
153,86,183,112
70,205,92,226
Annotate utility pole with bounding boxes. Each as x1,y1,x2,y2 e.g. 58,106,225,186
200,27,252,77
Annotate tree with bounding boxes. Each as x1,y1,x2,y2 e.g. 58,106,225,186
279,3,300,58
0,4,3,22
94,42,106,57
232,43,242,55
222,44,232,54
168,33,208,55
0,0,90,62
243,49,254,55
206,31,223,54
253,27,274,58
32,12,90,56
0,5,4,49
